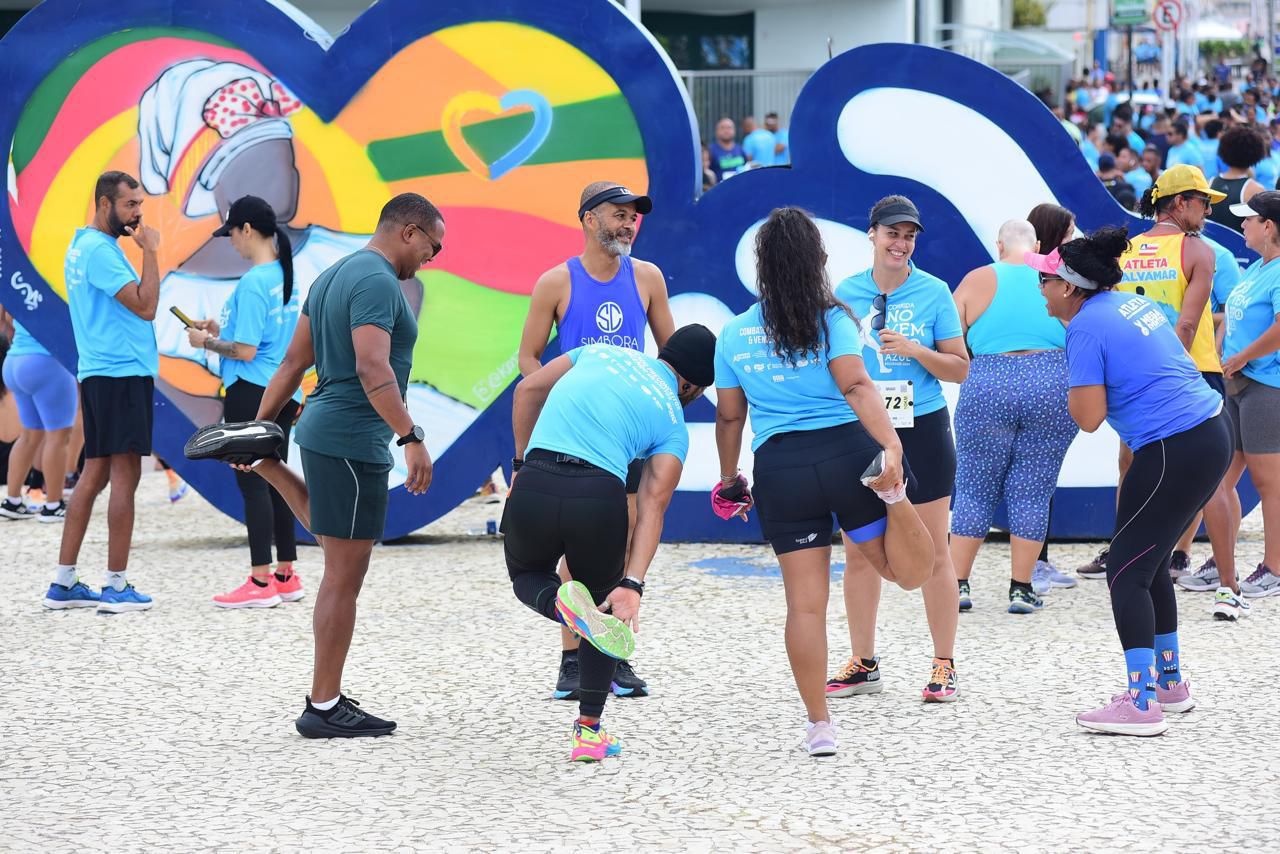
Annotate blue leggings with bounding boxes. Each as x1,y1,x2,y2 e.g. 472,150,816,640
951,351,1078,542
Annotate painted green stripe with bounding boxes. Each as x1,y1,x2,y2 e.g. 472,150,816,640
368,93,644,181
12,27,234,173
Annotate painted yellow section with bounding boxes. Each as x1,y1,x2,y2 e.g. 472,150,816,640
290,108,389,234
30,110,138,299
433,23,619,105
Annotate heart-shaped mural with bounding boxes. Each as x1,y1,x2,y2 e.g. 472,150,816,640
0,0,1259,540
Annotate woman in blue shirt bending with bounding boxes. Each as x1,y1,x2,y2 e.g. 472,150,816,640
187,195,303,610
1029,227,1230,737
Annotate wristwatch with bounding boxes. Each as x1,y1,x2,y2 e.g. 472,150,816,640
618,576,645,596
396,425,425,446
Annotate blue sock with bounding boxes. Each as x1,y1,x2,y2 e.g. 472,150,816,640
1154,631,1182,688
1124,648,1158,710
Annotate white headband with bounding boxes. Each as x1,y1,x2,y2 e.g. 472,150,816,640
1058,261,1100,291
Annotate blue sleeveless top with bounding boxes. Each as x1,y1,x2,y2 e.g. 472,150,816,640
966,262,1065,355
8,320,52,358
558,256,647,351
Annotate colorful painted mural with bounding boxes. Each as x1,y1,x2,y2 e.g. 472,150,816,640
0,0,1257,540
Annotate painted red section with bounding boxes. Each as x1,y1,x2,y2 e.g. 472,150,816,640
431,206,585,295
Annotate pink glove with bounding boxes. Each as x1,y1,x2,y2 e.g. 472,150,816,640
711,475,754,522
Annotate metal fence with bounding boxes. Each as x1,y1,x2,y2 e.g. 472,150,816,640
678,69,814,142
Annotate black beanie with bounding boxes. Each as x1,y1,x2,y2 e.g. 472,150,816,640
658,323,717,387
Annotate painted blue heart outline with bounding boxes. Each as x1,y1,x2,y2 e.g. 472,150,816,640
489,90,554,180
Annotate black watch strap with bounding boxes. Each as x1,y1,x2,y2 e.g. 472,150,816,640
618,577,645,596
512,457,524,472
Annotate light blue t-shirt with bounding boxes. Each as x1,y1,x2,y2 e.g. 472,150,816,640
1124,167,1153,194
714,303,863,451
219,261,301,400
64,227,157,381
966,262,1065,354
527,345,688,483
1207,237,1242,311
1165,141,1203,171
8,320,51,358
834,264,963,417
774,128,790,165
1200,138,1220,179
742,129,776,167
1067,291,1221,450
1127,130,1146,156
1255,151,1280,190
1223,256,1280,388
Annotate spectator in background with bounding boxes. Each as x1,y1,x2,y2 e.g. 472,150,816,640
1215,57,1231,87
741,115,776,168
1141,146,1163,185
1110,106,1147,156
1254,119,1280,189
1097,154,1137,210
1166,121,1203,171
1242,88,1266,124
1209,126,1268,232
1200,118,1224,180
710,117,746,182
1177,90,1198,117
701,144,717,192
765,112,790,165
1080,123,1103,171
1116,146,1153,196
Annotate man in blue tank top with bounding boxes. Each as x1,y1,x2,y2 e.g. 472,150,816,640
518,181,676,701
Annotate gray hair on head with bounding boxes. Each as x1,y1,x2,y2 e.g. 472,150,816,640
997,219,1037,253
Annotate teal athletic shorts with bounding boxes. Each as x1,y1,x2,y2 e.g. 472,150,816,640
300,448,393,540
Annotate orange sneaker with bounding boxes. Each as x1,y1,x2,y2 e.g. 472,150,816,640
274,572,305,603
212,577,282,609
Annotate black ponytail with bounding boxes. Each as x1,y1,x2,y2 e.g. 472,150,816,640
1057,225,1130,295
1138,187,1156,217
274,227,294,305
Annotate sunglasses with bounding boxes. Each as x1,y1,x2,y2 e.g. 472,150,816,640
871,292,888,331
1037,273,1061,287
411,222,443,258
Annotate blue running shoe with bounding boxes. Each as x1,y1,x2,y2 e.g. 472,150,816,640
97,584,154,614
1008,586,1045,614
43,580,100,610
1030,562,1054,596
1042,560,1078,589
958,579,972,612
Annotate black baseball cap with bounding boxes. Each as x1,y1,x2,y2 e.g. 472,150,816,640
658,323,716,387
871,198,925,231
212,195,278,237
577,184,653,220
1230,190,1280,222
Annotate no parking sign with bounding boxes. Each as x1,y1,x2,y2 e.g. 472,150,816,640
1153,0,1183,32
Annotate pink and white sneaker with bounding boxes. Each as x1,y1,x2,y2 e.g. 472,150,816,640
274,572,305,603
1154,680,1196,714
212,577,282,609
1076,693,1168,737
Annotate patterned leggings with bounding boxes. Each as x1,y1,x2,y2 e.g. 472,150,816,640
951,351,1078,542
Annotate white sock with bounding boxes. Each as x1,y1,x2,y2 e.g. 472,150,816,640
311,695,340,711
4,494,19,503
54,565,77,587
45,501,60,510
104,570,128,592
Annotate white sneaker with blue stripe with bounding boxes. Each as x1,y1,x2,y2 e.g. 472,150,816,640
97,584,154,614
43,580,101,610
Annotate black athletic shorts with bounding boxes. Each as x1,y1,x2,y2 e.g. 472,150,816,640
899,407,955,504
624,458,644,494
81,375,154,458
752,421,916,556
502,450,629,598
1202,370,1225,398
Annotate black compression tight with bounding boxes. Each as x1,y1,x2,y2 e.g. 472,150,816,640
1105,414,1231,650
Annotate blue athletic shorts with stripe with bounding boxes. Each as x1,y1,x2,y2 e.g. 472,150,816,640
1,353,77,431
752,421,916,555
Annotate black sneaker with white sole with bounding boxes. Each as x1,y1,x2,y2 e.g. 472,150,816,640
37,501,67,523
0,497,35,520
295,695,397,739
185,420,284,465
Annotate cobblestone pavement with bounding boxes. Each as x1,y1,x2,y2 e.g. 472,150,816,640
3,473,1277,852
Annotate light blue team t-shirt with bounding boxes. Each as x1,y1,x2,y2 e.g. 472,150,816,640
64,227,157,381
714,303,863,451
1124,167,1153,194
219,261,302,401
1165,141,1203,171
965,262,1065,354
774,128,790,164
1067,291,1222,451
834,264,963,417
1206,237,1243,311
8,320,51,358
1224,256,1280,388
527,344,689,483
742,129,776,167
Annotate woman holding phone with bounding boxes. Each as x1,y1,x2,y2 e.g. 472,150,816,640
187,195,303,608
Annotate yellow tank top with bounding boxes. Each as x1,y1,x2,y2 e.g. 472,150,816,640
1117,232,1221,372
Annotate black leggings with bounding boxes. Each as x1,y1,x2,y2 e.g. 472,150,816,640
501,452,629,719
1107,413,1231,650
224,380,300,567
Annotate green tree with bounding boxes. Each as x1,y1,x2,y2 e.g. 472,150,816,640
1013,0,1047,28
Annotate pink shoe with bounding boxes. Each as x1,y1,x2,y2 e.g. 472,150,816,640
212,577,282,609
274,572,305,603
1154,679,1196,714
1076,693,1168,736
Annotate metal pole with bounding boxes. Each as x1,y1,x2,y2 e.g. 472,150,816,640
1128,26,1135,94
625,0,641,21
1270,0,1276,67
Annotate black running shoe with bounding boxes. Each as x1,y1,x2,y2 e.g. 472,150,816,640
553,653,580,700
611,659,649,697
184,420,284,465
294,695,396,739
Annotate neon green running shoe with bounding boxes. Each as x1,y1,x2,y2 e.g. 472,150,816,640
554,580,635,660
570,719,622,762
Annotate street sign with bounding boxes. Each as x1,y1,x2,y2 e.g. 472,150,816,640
1112,0,1149,28
1153,0,1183,32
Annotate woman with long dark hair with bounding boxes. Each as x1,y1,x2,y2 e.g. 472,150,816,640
828,196,970,703
1028,226,1231,735
187,195,303,608
713,206,933,756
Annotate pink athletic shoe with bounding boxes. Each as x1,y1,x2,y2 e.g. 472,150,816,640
274,572,305,603
1076,693,1168,736
212,577,282,609
1154,680,1196,714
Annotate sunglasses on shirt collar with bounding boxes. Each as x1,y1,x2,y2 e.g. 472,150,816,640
871,293,888,331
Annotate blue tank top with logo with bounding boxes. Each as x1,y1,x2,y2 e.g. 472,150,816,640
558,256,646,351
